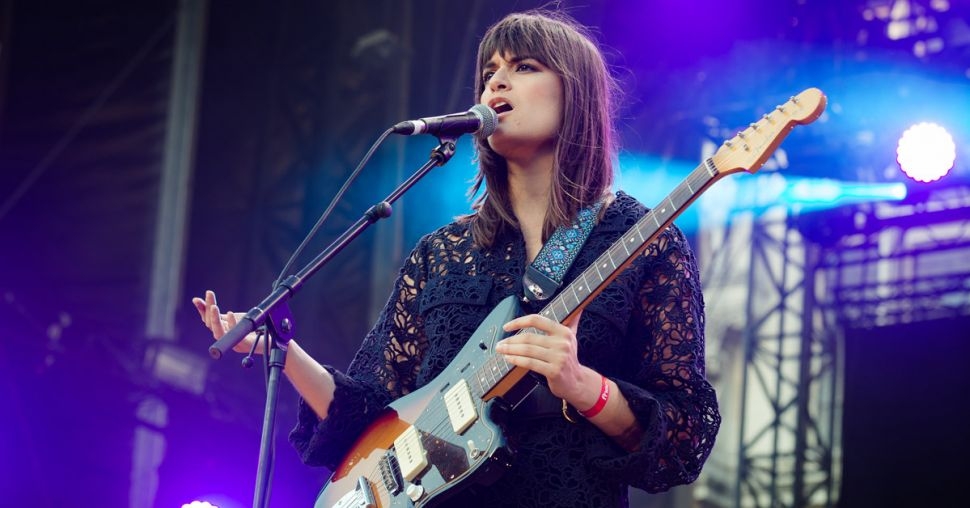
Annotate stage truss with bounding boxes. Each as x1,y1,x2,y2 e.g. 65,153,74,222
697,176,970,508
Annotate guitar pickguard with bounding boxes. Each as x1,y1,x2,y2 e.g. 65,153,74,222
316,296,522,508
316,88,827,508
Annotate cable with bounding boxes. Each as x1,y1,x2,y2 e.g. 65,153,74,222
272,127,395,288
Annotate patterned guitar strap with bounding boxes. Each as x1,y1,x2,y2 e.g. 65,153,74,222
522,201,603,302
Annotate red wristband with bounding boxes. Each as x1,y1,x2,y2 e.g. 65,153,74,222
578,375,610,418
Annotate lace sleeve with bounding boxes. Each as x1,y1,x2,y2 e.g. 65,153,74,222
593,224,720,492
289,239,430,469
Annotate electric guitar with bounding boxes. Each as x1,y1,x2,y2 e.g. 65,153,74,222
315,88,827,508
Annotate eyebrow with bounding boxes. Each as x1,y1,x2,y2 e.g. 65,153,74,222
482,54,538,71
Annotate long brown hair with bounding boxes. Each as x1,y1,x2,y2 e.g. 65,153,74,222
467,10,619,248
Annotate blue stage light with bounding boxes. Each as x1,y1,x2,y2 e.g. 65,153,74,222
782,178,908,207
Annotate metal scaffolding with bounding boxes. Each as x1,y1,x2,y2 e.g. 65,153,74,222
815,186,970,329
697,175,843,508
698,172,970,508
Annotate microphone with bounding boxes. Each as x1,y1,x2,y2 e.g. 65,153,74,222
392,104,497,137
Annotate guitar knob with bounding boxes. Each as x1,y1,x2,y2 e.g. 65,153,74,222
406,483,425,502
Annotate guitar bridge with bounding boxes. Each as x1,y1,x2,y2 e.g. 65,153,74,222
379,450,404,495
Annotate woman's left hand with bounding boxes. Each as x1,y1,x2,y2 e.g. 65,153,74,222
497,312,599,409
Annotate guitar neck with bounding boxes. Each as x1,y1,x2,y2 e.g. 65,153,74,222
474,159,722,397
539,159,719,324
320,89,825,508
472,87,827,401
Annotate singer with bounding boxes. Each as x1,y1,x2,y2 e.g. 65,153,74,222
194,9,719,507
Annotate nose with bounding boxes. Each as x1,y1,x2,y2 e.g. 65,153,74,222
488,68,510,92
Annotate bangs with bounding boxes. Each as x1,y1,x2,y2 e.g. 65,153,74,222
477,14,568,88
469,9,617,248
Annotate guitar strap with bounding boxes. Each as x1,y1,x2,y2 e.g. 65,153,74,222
522,200,603,302
513,200,604,424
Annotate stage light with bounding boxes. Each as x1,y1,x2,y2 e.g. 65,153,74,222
783,178,908,206
896,122,956,183
182,502,218,508
144,341,208,395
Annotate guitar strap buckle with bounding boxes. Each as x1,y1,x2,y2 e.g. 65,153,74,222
522,267,559,302
522,201,603,302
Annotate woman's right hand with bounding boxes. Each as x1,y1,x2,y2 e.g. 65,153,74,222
192,290,261,354
194,291,336,419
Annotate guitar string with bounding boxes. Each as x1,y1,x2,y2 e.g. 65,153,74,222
372,169,718,486
335,98,809,505
356,115,796,492
363,169,710,494
367,165,720,490
355,327,525,500
349,102,808,497
340,153,737,501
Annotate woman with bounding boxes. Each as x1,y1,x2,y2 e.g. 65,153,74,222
195,10,719,507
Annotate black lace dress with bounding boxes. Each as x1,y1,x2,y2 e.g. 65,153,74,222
290,192,720,507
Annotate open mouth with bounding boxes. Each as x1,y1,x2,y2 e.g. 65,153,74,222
492,102,513,114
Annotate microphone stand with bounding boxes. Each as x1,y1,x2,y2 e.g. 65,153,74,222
208,135,459,508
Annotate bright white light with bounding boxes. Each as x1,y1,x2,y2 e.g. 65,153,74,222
182,502,218,508
896,122,956,183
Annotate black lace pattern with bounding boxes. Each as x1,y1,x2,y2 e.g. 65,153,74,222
290,192,720,507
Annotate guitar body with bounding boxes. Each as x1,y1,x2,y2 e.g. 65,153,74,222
315,296,524,508
316,88,827,508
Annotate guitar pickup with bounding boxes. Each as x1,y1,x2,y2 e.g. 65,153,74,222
393,425,429,482
444,378,478,434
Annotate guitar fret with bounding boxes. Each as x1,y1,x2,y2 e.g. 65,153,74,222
483,363,495,388
318,89,825,506
678,182,695,207
490,357,504,383
476,370,488,395
675,190,688,209
551,297,564,321
475,368,485,396
501,355,512,375
481,361,495,392
609,245,623,268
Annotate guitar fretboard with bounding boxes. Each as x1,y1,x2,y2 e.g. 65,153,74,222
467,158,721,399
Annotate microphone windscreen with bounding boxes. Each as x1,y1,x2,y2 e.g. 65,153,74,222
470,104,498,136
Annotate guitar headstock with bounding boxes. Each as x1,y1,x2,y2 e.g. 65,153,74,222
712,87,826,176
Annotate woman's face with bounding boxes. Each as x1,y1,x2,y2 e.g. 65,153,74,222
479,51,563,163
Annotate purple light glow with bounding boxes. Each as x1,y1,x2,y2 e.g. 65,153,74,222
896,122,956,183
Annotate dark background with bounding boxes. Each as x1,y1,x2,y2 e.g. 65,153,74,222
1,0,968,506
